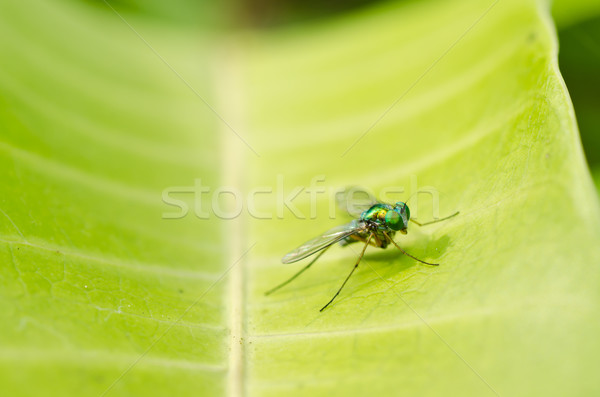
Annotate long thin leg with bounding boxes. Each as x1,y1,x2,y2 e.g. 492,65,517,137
382,231,438,266
320,233,372,312
265,245,331,296
410,211,459,227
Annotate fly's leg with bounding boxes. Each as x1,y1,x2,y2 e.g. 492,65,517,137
320,233,372,312
410,211,459,227
370,232,385,248
265,245,331,296
382,231,439,266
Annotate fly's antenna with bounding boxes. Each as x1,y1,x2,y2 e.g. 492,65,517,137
410,211,459,227
404,189,459,226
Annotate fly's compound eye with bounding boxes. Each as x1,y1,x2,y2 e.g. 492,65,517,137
385,209,406,231
395,201,410,221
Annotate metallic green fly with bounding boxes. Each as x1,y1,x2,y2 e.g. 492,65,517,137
266,201,458,311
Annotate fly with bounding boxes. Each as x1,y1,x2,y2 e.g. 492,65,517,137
266,201,458,311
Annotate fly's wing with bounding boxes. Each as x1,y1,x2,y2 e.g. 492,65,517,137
343,202,375,218
335,187,377,218
282,221,366,264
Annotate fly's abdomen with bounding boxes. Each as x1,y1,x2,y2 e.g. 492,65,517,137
339,236,357,247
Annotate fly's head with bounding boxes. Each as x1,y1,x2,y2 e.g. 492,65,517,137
384,202,410,234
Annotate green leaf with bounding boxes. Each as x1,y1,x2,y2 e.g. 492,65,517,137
1,0,599,396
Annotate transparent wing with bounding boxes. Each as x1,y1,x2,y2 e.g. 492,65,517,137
282,221,366,264
335,186,377,218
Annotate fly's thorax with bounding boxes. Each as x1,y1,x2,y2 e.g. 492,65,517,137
360,202,409,232
360,203,392,224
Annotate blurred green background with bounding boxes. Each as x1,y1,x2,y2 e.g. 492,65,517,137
557,14,600,189
82,0,600,185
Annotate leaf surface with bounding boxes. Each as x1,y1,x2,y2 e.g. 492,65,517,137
0,0,599,396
